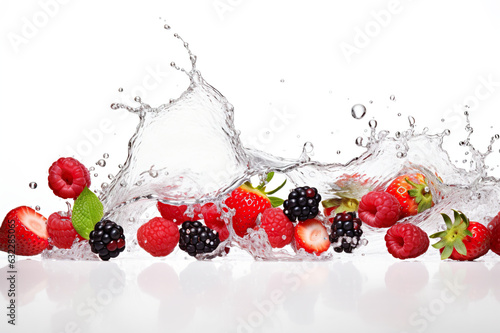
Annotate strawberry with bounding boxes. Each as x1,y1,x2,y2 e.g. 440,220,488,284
48,157,91,199
293,219,330,255
322,197,359,223
0,206,49,256
47,211,85,249
157,202,202,225
225,172,286,237
201,203,229,241
385,173,433,218
358,191,401,228
137,217,180,257
258,208,294,248
488,212,500,256
385,223,429,259
430,210,491,261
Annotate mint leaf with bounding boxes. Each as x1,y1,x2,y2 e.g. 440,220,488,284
72,187,104,239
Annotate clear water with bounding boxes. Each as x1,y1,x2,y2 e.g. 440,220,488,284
44,27,500,261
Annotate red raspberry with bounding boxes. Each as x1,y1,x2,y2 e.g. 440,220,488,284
157,202,202,225
358,191,401,228
137,217,179,257
259,208,294,248
488,212,500,256
201,203,229,241
385,223,429,259
48,157,91,199
47,212,85,249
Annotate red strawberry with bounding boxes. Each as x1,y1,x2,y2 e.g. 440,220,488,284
225,172,286,237
0,206,48,256
430,210,491,261
385,173,433,218
488,212,500,256
137,217,180,257
157,202,202,225
48,157,91,199
385,223,429,259
47,212,84,249
358,191,401,228
258,208,294,248
322,197,359,223
201,203,229,241
293,219,330,255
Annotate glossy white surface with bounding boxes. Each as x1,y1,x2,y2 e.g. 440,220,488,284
1,257,499,333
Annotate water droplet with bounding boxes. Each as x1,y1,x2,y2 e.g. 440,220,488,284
408,116,416,127
149,167,159,178
89,166,95,171
103,153,109,159
170,61,176,67
351,104,367,119
396,152,407,158
280,79,284,83
164,24,170,30
369,119,377,129
397,113,401,117
462,159,467,163
35,205,40,211
355,137,363,146
96,159,106,167
118,164,123,169
134,96,141,103
444,129,451,135
120,181,127,187
441,118,445,122
282,235,287,240
465,152,469,155
108,174,115,180
303,142,314,153
390,95,396,101
118,87,123,92
395,131,401,138
495,134,500,140
29,182,37,189
129,217,135,222
369,100,373,104
336,150,341,154
94,173,98,177
459,141,465,146
464,110,469,116
174,33,179,38
101,182,109,189
111,103,119,110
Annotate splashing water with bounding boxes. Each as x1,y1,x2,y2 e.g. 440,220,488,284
75,25,500,261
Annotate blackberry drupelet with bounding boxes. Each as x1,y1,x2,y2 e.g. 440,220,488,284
283,186,321,222
179,221,221,257
329,211,363,253
89,220,126,261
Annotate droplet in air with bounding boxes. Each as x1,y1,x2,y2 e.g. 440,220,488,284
408,116,416,127
351,104,367,119
369,119,377,129
89,166,95,171
355,137,363,146
29,182,37,189
164,24,170,30
111,103,119,110
280,79,284,83
96,159,106,167
336,150,341,154
35,205,41,211
94,173,98,177
134,96,141,103
390,95,396,101
103,153,109,159
118,88,123,92
397,113,401,117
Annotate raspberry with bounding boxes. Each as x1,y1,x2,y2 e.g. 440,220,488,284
283,186,321,222
48,157,91,199
157,202,202,225
137,217,180,257
47,212,84,249
385,223,429,259
488,212,500,256
89,220,125,261
179,221,220,257
358,191,401,228
259,208,294,248
201,203,229,241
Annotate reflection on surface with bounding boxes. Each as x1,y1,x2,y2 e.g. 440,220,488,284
0,258,499,333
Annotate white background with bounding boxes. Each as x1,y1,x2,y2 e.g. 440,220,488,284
1,1,500,332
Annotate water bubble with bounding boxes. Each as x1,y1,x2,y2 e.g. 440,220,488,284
369,100,373,104
369,119,377,129
35,205,40,211
408,116,416,127
395,131,401,138
29,182,37,189
111,103,119,110
134,96,142,103
89,166,95,171
101,182,109,189
397,113,401,117
280,79,285,83
94,173,98,177
164,24,170,30
96,159,106,167
108,174,115,180
351,104,367,119
336,150,341,154
444,129,451,135
103,153,109,159
303,142,314,153
390,95,396,101
355,137,363,146
118,164,123,169
441,118,445,122
118,87,123,92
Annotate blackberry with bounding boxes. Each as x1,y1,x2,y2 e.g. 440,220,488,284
329,211,363,253
283,186,321,222
89,220,126,261
179,221,220,257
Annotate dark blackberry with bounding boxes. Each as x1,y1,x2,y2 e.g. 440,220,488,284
179,221,220,257
283,186,321,222
89,220,126,261
329,211,363,253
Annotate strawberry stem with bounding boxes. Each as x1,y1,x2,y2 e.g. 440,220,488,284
405,177,433,213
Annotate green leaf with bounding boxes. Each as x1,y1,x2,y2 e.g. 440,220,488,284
266,172,275,183
452,210,462,227
463,230,473,238
441,213,453,229
441,244,454,260
265,179,287,195
268,196,284,208
429,230,448,239
454,239,467,256
431,239,447,249
72,187,104,239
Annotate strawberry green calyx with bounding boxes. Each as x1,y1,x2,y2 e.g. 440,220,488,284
247,172,287,208
430,210,473,260
322,197,359,214
405,177,433,213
